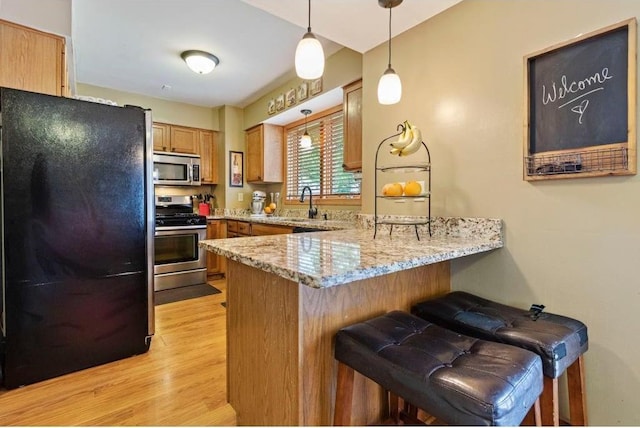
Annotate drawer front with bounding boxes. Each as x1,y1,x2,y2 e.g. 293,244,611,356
251,223,293,236
227,220,238,233
238,221,251,235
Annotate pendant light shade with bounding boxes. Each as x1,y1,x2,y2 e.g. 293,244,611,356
300,109,312,148
181,50,219,74
295,0,325,79
377,0,403,105
378,67,402,105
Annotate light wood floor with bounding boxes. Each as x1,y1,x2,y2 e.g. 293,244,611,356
0,279,236,426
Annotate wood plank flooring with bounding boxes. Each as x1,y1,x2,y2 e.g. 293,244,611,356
0,279,236,426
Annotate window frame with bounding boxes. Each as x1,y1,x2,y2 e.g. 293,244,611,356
283,105,361,207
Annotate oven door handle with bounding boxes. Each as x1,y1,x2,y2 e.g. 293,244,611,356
156,225,206,234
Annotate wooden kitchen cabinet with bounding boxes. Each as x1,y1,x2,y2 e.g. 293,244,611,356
245,123,284,183
251,223,293,236
152,123,170,151
0,19,68,97
153,122,199,154
342,79,362,171
226,220,292,237
199,130,218,184
206,220,226,277
227,220,251,238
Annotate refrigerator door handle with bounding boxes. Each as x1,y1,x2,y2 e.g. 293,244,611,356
145,110,156,336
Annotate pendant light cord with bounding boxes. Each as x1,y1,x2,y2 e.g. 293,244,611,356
387,7,392,68
307,0,312,32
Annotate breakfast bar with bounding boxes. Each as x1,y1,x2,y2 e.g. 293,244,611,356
200,218,503,426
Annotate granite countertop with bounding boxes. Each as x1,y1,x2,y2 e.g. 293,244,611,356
200,219,503,289
206,214,355,231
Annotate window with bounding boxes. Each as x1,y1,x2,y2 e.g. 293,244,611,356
285,106,361,203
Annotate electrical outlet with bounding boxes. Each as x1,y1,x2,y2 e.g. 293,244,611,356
237,192,244,202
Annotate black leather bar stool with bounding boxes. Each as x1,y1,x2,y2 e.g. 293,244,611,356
412,292,588,426
333,311,543,426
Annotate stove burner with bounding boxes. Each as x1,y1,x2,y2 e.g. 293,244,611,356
155,212,207,227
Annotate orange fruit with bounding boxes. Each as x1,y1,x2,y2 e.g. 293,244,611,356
382,182,403,197
269,202,277,210
404,181,422,196
264,206,272,214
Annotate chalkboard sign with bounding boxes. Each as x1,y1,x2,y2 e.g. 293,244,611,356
524,19,637,180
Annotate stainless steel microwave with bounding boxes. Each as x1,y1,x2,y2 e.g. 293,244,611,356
153,152,201,186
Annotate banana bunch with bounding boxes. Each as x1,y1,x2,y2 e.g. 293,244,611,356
389,120,423,156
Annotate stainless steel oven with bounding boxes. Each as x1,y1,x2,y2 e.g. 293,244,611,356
154,195,207,291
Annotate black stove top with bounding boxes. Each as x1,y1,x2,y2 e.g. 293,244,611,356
155,213,207,227
155,206,207,227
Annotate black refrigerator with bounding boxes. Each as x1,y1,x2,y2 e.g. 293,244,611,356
0,87,155,389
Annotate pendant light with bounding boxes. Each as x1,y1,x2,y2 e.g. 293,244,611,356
295,0,325,79
181,50,219,74
300,109,312,148
377,0,403,105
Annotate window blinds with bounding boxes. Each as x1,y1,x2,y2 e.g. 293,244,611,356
285,110,361,201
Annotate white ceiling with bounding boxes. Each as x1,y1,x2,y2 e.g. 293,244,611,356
72,0,461,110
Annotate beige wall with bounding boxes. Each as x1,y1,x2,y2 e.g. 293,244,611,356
77,83,219,130
243,47,362,129
219,105,254,210
362,0,640,424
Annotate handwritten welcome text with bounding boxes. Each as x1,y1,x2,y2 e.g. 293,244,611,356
542,67,613,108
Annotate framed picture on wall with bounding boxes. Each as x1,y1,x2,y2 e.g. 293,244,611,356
275,94,285,111
310,77,322,95
286,88,296,107
297,81,308,101
267,98,276,115
229,151,243,188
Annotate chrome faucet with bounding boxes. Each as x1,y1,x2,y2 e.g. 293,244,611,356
299,186,318,219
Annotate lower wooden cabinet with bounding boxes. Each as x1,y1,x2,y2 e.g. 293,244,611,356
207,220,226,277
226,220,293,237
251,223,293,236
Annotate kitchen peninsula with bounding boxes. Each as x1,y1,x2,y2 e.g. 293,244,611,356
200,217,503,425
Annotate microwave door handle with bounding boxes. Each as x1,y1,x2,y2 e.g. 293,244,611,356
188,164,193,183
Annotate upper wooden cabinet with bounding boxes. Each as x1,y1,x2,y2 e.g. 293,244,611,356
342,79,362,171
246,123,284,183
152,122,198,154
199,130,218,185
152,123,170,151
0,19,67,97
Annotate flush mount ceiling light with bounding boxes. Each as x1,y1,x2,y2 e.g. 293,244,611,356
300,109,312,148
181,50,219,74
295,0,325,80
377,0,403,105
